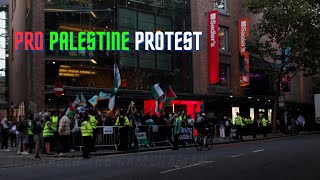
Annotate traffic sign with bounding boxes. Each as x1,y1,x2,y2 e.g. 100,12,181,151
53,82,64,97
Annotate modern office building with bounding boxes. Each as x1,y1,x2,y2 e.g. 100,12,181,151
6,0,314,120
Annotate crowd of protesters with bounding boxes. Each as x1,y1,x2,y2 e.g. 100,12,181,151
0,102,307,158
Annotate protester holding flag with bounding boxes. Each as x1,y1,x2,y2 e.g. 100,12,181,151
161,85,177,111
151,83,164,113
109,63,121,111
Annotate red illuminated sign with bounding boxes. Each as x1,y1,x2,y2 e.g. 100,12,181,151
208,10,219,84
239,18,250,86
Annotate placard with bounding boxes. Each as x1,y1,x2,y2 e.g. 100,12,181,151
103,126,113,134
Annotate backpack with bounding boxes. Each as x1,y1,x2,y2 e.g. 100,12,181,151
16,121,24,132
119,116,125,126
17,120,28,133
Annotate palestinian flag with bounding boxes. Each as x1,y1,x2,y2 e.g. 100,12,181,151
66,101,75,117
108,63,121,111
161,85,177,110
151,83,164,100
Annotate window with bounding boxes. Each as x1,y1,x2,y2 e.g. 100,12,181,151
218,26,228,51
218,63,230,87
213,0,226,12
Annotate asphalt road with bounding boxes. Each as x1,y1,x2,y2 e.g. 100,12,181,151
0,135,319,180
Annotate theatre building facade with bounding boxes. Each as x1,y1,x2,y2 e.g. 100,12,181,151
6,0,313,121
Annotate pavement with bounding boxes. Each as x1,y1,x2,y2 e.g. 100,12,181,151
0,133,301,164
0,133,319,179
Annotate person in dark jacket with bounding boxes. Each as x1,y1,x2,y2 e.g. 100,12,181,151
252,118,258,138
104,112,114,126
33,116,43,159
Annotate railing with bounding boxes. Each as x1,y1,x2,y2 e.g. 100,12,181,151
71,126,121,150
71,125,195,150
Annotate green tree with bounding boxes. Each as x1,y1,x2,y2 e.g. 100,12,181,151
244,0,320,134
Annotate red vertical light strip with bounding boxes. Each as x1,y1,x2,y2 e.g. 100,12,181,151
208,10,219,84
239,18,250,86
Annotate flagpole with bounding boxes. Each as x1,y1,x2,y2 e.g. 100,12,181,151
56,96,60,112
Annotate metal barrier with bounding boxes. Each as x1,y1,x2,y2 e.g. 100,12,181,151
136,125,151,148
71,126,121,150
148,125,173,147
71,125,195,151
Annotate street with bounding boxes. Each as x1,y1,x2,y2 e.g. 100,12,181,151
0,135,319,180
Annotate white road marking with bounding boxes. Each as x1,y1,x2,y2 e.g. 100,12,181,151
231,154,243,158
252,149,264,153
160,161,213,174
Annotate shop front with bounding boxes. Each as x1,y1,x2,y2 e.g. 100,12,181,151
144,100,203,119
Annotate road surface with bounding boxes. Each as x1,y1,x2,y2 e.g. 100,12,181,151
0,135,319,180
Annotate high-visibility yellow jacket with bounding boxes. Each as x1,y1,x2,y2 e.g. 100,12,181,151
81,121,93,137
235,116,244,126
115,116,131,126
51,116,58,131
27,120,33,135
43,121,54,137
89,115,97,129
262,118,268,127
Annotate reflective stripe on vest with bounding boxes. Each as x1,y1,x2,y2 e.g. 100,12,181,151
262,118,268,127
81,121,93,137
51,116,58,131
235,116,242,125
43,121,54,137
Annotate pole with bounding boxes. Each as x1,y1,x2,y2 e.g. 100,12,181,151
56,96,60,112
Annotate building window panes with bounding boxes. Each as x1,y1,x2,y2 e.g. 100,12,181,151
214,0,226,12
219,26,228,51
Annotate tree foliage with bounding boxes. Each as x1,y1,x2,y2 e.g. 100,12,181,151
244,0,320,78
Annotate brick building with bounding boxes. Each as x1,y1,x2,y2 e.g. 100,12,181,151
5,0,314,120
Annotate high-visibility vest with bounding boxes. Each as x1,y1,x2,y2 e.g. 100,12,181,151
245,118,252,125
262,118,268,127
51,116,58,131
43,121,54,137
27,120,33,135
81,121,93,137
115,116,131,126
235,116,244,126
89,115,97,129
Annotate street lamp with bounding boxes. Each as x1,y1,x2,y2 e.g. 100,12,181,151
90,59,97,64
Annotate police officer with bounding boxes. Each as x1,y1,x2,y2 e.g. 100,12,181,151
88,109,97,152
81,114,93,159
235,113,244,141
115,109,130,150
262,116,268,137
51,111,59,152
